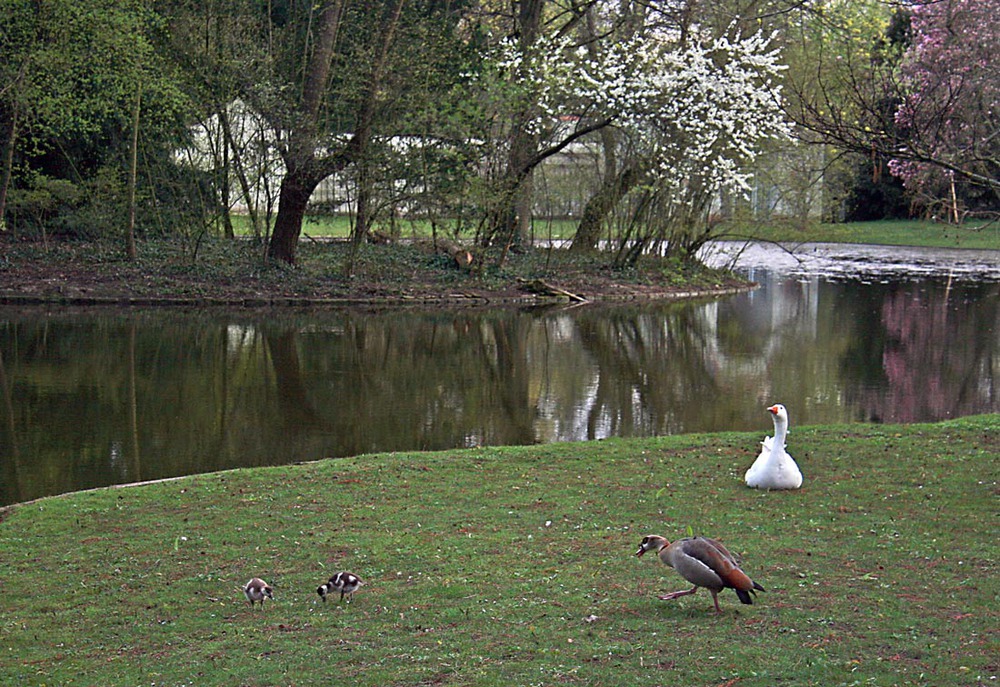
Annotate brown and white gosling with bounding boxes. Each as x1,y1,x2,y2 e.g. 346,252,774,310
636,535,765,613
317,571,364,603
242,577,274,609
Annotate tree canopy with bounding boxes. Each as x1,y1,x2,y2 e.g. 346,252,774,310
890,0,1000,218
785,0,999,221
1,0,995,266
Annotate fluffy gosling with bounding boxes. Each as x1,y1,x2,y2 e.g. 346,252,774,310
243,577,274,609
317,571,364,603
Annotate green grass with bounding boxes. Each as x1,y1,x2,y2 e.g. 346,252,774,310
231,213,581,242
735,219,1000,250
234,215,1000,250
1,416,997,686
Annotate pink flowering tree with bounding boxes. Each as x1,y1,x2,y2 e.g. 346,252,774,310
785,0,998,222
890,0,1000,220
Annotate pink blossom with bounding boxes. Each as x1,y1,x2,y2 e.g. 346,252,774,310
891,0,1000,212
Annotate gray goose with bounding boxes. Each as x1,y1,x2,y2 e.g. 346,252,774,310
636,535,764,612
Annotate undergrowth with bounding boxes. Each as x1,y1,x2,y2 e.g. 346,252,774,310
0,235,740,302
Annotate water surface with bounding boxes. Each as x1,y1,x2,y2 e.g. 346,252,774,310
2,243,998,505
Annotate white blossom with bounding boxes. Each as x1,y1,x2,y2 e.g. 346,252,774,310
478,22,790,205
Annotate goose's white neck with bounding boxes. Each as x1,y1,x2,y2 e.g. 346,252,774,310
770,416,788,451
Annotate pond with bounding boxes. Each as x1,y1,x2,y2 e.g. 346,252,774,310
1,242,998,506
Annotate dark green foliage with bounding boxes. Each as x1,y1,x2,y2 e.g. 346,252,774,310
0,0,192,237
843,157,910,221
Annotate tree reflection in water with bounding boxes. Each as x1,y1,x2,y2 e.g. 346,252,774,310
1,273,998,505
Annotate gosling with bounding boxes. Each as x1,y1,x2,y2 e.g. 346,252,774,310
242,577,274,609
317,571,364,603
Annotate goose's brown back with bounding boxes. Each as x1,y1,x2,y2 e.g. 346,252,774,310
663,537,758,594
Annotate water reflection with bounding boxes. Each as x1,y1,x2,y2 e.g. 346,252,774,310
1,268,998,505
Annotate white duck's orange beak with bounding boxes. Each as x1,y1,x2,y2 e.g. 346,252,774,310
767,405,780,415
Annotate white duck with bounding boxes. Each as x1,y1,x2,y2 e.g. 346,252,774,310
744,403,803,490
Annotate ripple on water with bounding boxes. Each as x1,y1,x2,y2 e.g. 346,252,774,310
700,241,1000,282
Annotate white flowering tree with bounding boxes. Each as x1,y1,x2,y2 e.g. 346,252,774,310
472,26,615,252
477,12,790,263
604,30,791,263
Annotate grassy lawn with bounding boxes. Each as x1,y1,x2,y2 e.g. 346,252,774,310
735,219,1000,250
1,415,996,686
236,215,1000,251
232,214,580,242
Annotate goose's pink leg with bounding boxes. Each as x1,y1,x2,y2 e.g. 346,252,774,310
658,587,698,601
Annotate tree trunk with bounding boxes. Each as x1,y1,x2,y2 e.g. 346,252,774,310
353,158,373,245
267,0,344,264
0,61,28,230
269,170,317,264
346,160,372,277
512,152,534,245
568,7,621,254
0,113,17,230
431,237,474,269
479,0,542,251
501,0,544,250
570,164,641,252
217,105,251,238
125,83,141,261
351,0,405,248
267,0,406,265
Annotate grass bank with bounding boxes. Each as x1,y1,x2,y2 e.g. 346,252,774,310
2,218,995,305
0,235,744,304
1,415,997,686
